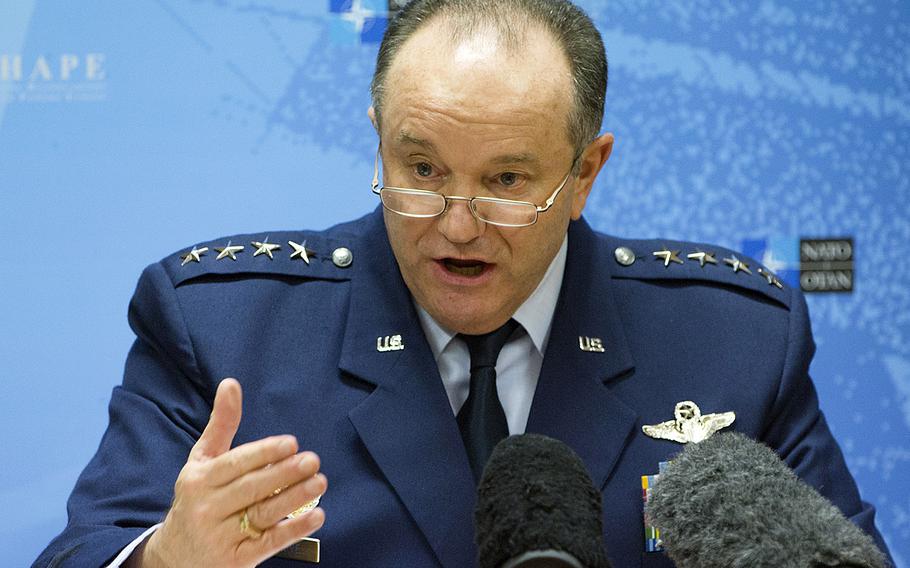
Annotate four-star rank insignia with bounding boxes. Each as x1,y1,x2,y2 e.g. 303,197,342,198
616,245,783,290
643,400,736,444
180,235,331,267
179,236,787,306
251,238,281,259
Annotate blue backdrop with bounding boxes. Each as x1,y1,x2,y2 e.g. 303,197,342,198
1,1,907,565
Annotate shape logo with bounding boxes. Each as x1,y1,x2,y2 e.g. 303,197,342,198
0,53,107,104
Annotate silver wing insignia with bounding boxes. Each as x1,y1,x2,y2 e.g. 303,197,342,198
697,411,736,440
642,419,688,444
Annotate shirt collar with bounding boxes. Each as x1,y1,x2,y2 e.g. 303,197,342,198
416,235,568,358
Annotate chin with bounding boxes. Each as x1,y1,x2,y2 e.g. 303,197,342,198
434,306,510,335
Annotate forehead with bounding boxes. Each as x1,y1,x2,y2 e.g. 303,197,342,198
380,18,574,152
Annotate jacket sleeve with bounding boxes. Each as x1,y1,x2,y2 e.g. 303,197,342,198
33,262,214,568
760,287,893,563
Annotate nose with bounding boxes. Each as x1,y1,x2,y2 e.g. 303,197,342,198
436,197,485,244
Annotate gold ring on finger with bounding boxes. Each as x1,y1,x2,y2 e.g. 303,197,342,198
240,508,264,540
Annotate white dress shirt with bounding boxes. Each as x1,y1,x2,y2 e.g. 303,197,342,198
415,235,567,435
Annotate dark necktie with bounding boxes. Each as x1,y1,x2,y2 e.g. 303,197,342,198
457,318,520,482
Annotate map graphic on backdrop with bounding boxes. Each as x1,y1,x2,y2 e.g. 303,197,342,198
0,0,907,565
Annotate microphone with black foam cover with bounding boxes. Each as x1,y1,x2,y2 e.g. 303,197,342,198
646,432,888,568
474,433,612,568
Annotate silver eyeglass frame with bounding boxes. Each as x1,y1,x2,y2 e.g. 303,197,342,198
370,144,577,228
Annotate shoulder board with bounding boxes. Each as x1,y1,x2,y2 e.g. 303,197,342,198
162,229,358,287
606,237,792,309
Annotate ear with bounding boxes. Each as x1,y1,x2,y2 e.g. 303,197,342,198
570,132,614,220
368,106,379,132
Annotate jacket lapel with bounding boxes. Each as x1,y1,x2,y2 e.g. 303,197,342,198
340,210,477,568
526,218,640,490
339,213,639,566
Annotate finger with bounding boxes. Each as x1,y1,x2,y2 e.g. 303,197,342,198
213,451,320,517
237,508,326,564
203,434,300,488
246,471,327,529
190,378,243,460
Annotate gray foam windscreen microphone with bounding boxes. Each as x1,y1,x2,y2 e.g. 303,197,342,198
647,432,887,568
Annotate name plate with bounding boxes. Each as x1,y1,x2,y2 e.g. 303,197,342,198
276,537,320,563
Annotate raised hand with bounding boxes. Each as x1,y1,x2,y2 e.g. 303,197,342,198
134,378,327,568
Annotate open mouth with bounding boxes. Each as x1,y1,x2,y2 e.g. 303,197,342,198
441,258,488,277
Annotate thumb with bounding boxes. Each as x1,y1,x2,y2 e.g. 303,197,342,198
191,378,242,460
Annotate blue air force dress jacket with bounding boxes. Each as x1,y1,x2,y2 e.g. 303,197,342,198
35,209,889,568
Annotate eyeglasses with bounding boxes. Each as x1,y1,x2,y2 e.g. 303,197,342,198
371,145,576,228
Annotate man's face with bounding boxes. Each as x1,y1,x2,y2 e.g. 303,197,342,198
374,21,611,335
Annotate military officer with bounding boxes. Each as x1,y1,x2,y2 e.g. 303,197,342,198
35,1,892,567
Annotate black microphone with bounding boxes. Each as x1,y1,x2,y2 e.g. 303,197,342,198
475,434,612,568
646,432,888,568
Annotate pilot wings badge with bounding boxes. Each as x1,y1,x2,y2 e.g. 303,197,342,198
642,400,735,444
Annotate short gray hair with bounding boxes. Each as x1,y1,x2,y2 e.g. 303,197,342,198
370,0,607,156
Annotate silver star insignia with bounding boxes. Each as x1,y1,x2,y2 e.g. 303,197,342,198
687,250,717,267
288,240,315,264
215,241,244,261
723,255,752,275
653,248,684,267
642,401,736,444
180,246,209,266
251,238,281,259
757,267,784,289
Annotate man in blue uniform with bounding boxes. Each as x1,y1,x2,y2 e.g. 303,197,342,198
36,1,892,567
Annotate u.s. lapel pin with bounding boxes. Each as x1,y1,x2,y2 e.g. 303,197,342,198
377,334,404,352
579,336,605,352
642,400,735,444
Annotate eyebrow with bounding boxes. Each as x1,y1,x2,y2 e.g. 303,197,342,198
396,131,437,151
490,152,538,165
395,130,539,166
